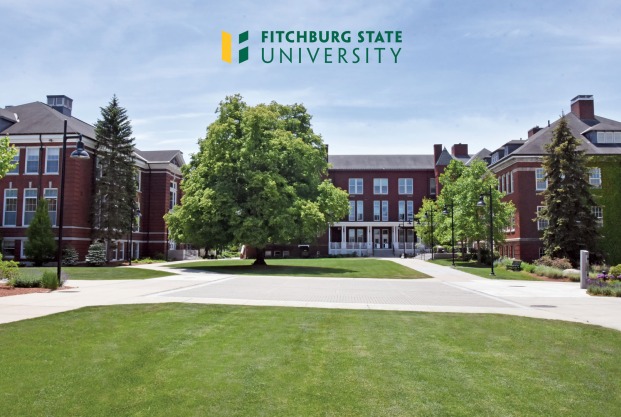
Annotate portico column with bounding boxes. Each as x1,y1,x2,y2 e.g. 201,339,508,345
342,226,346,254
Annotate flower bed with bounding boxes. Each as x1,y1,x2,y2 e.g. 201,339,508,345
587,276,621,297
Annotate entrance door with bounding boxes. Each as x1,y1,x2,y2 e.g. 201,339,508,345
374,229,391,249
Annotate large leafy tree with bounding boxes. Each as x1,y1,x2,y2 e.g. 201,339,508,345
25,200,57,266
165,95,349,265
421,159,514,258
537,117,598,265
92,96,137,257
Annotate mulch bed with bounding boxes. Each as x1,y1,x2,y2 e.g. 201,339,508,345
0,285,51,297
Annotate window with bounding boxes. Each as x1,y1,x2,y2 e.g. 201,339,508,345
44,189,58,226
509,171,514,194
407,201,414,221
25,148,39,174
23,189,37,226
373,201,380,221
348,201,363,221
535,168,547,191
356,201,363,221
133,202,141,232
45,148,60,174
110,241,125,261
592,206,603,227
3,189,17,226
8,152,19,174
2,240,16,259
596,131,621,144
373,178,388,194
589,168,602,188
381,201,388,221
348,178,363,194
398,178,413,194
398,201,405,221
537,206,548,230
136,171,142,192
429,178,436,195
169,181,178,211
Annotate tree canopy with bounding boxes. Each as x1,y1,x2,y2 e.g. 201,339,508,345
538,117,599,265
165,95,349,264
0,136,18,178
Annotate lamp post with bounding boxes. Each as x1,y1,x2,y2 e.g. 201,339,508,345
442,202,455,266
476,185,495,276
425,210,434,260
57,120,90,285
128,207,141,265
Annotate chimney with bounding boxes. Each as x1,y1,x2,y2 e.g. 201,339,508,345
46,95,73,117
451,143,468,158
528,126,542,137
433,144,442,164
570,95,594,120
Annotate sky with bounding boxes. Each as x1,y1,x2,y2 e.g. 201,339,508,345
2,0,621,162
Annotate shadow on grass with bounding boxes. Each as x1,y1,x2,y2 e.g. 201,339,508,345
177,264,355,276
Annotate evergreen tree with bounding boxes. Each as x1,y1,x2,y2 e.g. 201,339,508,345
62,246,79,266
92,96,137,256
24,200,57,266
85,242,107,266
538,117,598,265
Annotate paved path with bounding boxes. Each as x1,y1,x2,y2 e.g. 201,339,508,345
1,258,620,332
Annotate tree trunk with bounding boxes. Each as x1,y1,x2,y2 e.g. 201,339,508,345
253,248,267,266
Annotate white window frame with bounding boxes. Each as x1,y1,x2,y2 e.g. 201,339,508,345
169,181,178,211
136,171,142,192
398,178,413,195
349,201,355,221
3,189,18,226
535,168,547,191
589,168,602,188
23,188,38,226
44,188,58,226
406,201,414,221
356,201,363,221
25,147,39,174
373,201,380,221
592,206,603,227
2,239,16,259
7,152,19,175
537,206,548,230
44,147,60,174
429,178,436,195
381,200,388,221
373,178,388,195
509,171,514,194
348,178,363,195
398,201,405,221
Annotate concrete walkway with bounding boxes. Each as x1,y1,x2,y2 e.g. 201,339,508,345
1,258,620,332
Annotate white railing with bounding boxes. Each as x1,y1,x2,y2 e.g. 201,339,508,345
330,242,341,249
394,242,415,250
346,242,368,250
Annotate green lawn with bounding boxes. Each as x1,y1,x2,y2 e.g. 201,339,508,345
429,258,543,281
22,267,175,280
0,304,619,416
171,258,429,279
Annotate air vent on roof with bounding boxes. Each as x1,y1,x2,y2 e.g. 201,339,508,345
46,95,73,117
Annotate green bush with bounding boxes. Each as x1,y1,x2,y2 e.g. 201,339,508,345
0,260,20,281
41,271,59,290
588,286,603,295
62,246,79,266
535,256,573,270
533,265,564,279
11,274,42,288
522,263,536,273
608,264,621,276
85,242,107,266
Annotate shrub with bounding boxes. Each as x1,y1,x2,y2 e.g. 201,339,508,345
85,242,107,266
533,265,564,279
522,263,536,273
535,256,573,270
11,274,41,288
62,246,79,266
608,264,621,277
0,260,20,281
41,271,59,290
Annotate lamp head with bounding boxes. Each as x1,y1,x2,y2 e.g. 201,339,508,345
70,135,90,159
476,194,486,207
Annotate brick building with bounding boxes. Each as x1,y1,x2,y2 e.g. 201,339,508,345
488,95,621,263
0,95,184,262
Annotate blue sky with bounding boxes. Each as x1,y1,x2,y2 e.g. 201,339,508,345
2,0,621,160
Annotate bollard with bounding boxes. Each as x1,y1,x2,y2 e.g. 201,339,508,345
580,250,589,290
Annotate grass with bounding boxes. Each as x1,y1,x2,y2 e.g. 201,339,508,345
429,258,543,280
171,258,430,279
0,304,619,416
21,266,175,281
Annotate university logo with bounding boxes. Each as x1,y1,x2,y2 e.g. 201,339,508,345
222,31,249,64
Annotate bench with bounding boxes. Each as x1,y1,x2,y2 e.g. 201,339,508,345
508,260,522,271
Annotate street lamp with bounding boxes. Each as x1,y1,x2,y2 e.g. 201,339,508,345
476,185,495,276
442,202,455,266
425,210,434,260
57,120,90,285
128,207,141,265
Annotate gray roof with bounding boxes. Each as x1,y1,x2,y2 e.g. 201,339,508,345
435,148,455,166
134,149,183,163
508,112,621,157
329,155,434,170
0,108,19,123
0,102,95,137
466,148,491,165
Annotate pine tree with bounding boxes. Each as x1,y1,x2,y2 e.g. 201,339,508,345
92,96,137,256
538,117,599,265
85,242,107,266
62,246,79,266
24,200,57,266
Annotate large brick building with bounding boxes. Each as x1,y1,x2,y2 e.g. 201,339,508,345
0,95,184,262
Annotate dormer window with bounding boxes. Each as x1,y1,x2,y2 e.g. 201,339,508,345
596,131,621,144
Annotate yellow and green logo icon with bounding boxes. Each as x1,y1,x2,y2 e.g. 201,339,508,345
222,31,249,64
